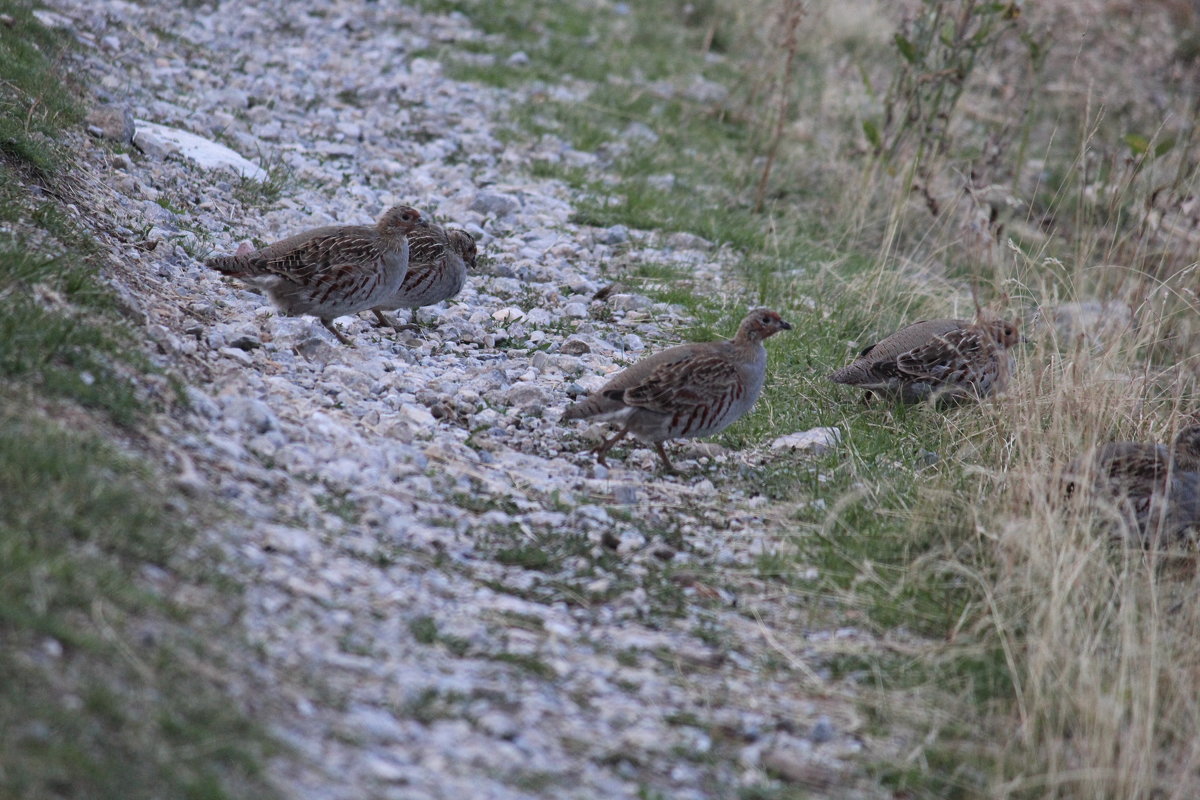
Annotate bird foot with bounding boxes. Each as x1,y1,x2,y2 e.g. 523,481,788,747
321,320,354,346
654,443,679,474
370,312,396,329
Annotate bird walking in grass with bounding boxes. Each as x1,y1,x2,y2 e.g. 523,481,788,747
561,308,792,472
368,224,477,331
827,314,1022,403
206,205,429,345
1064,418,1200,545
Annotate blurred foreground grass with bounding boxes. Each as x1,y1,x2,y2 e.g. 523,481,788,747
0,2,278,797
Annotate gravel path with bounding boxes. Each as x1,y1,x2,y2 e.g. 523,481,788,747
47,1,896,796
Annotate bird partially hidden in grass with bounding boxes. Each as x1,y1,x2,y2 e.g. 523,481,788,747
1062,417,1200,546
561,308,792,473
367,224,477,332
827,312,1023,404
206,205,429,345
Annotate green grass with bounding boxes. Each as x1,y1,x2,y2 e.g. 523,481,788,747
0,239,146,424
413,0,734,87
0,0,81,175
0,415,279,800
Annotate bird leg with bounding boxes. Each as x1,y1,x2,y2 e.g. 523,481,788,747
372,309,397,329
592,425,631,467
321,319,354,346
654,442,679,474
373,308,420,333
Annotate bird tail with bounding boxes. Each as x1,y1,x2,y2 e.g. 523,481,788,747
206,254,250,275
560,400,590,421
562,391,627,422
827,366,855,384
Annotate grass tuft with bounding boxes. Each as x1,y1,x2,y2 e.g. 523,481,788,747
0,0,82,175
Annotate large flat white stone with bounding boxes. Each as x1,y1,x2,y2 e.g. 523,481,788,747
133,120,266,181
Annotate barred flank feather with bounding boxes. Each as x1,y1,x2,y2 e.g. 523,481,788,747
370,224,477,319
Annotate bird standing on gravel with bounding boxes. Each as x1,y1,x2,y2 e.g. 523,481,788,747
368,225,477,331
206,205,429,345
561,308,792,472
827,314,1022,403
1064,418,1200,545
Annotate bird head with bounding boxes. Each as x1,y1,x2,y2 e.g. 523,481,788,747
983,317,1023,348
1175,420,1200,470
447,229,479,270
377,205,429,235
739,308,793,342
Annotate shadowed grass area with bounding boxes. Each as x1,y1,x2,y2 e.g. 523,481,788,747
0,0,82,174
0,415,279,800
0,236,145,424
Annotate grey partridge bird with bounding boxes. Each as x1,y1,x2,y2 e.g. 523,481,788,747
561,309,792,472
206,205,429,345
369,225,477,330
1064,419,1200,545
828,315,1022,403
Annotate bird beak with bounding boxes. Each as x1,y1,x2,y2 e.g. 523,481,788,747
781,320,793,330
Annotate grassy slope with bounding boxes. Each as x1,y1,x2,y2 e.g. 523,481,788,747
416,1,1200,798
0,2,277,797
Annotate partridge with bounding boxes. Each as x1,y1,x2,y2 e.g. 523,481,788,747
828,315,1022,403
369,225,477,330
1064,420,1200,544
206,205,429,345
561,309,792,472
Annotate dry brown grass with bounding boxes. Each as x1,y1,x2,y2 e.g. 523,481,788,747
729,0,1200,795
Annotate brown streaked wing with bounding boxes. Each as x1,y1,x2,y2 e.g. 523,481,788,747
312,262,375,306
863,319,970,363
406,225,450,267
620,354,740,415
262,233,383,284
1099,443,1171,484
891,327,988,381
399,261,441,295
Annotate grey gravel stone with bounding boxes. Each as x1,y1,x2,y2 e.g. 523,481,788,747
666,231,713,250
612,485,639,505
560,338,591,355
600,224,629,244
810,715,835,744
610,293,651,312
470,190,520,217
1050,300,1133,345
